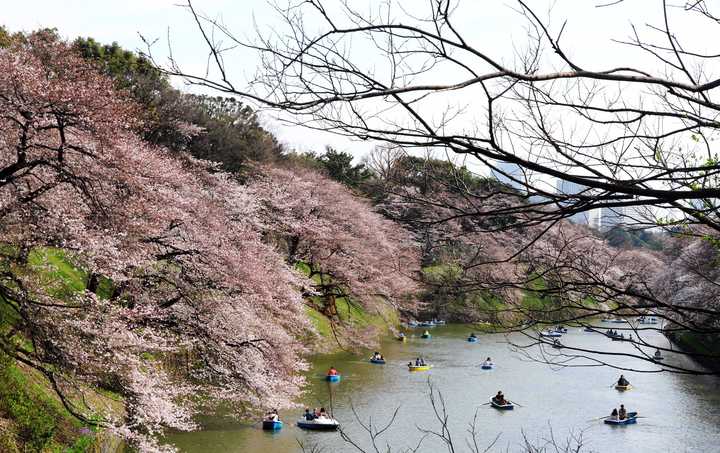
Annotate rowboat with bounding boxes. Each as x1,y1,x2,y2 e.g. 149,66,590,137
421,333,432,339
604,412,638,425
615,383,632,391
296,418,340,431
480,362,494,370
540,330,562,338
326,374,341,382
262,420,283,430
369,358,386,364
408,364,432,371
467,336,478,343
490,399,514,410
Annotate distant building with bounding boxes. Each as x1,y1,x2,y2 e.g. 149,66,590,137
491,161,525,191
598,207,626,231
555,178,594,225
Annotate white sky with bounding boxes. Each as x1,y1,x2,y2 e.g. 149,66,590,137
2,0,715,169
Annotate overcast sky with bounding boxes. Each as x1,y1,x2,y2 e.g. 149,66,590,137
2,0,713,168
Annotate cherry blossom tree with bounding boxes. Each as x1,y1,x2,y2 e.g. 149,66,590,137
247,165,420,345
0,33,313,451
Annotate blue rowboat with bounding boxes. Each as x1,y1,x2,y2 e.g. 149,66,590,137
296,418,340,431
369,358,386,364
490,399,514,410
467,336,478,343
326,374,341,382
481,363,494,370
262,420,283,430
540,331,562,338
604,412,637,425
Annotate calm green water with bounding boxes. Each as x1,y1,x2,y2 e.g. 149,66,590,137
166,325,720,452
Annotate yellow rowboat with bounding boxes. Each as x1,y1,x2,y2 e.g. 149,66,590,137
408,364,432,371
615,384,632,391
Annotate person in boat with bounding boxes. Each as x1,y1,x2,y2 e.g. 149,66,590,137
328,366,338,376
398,332,405,338
483,356,492,364
618,404,627,420
318,407,328,419
654,348,662,358
423,330,430,336
304,408,315,421
469,332,477,338
617,375,629,386
494,390,506,405
610,408,618,420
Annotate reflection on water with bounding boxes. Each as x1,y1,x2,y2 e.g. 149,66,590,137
166,325,720,452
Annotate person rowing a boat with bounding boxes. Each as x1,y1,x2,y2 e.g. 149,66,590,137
482,357,493,366
617,374,629,386
610,408,619,420
654,349,662,359
618,404,627,420
414,357,426,366
328,366,338,376
493,390,507,405
469,332,477,339
265,409,279,422
304,408,315,421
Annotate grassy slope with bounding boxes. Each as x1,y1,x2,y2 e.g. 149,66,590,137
0,248,120,453
295,262,398,344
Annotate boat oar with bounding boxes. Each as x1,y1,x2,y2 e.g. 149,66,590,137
480,402,491,406
587,415,609,422
510,401,524,407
